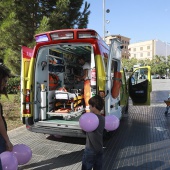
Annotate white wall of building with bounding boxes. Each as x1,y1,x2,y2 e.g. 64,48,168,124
155,40,170,57
129,40,153,60
129,39,170,60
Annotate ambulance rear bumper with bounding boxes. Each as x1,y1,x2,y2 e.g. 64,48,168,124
26,123,86,138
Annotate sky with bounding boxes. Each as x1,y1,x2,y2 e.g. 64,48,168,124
85,0,170,44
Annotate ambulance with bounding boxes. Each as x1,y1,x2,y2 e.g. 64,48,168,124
21,29,152,138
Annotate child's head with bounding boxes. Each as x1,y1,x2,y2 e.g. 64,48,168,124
0,59,11,97
88,95,104,112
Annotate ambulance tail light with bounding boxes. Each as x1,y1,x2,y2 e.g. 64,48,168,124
35,34,49,43
25,89,31,114
78,31,99,39
50,32,73,40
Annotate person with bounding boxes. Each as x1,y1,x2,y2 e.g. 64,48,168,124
82,95,105,170
0,60,13,169
76,56,91,112
139,71,148,79
164,93,170,115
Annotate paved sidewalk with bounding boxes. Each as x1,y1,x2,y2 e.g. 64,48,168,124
7,79,170,170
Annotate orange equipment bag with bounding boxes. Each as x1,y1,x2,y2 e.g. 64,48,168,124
49,73,59,90
111,72,122,99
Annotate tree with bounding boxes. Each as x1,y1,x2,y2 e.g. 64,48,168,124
122,57,138,72
49,0,90,30
0,0,91,74
122,56,168,77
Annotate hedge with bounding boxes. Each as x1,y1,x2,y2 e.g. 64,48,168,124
7,77,20,94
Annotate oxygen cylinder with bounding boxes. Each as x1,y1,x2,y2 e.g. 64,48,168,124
40,84,47,120
91,68,96,86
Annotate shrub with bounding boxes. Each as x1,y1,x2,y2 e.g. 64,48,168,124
7,77,20,94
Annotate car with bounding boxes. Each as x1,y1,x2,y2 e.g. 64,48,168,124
152,74,160,79
161,75,166,79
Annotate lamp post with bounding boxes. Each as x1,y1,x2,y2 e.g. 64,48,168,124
165,42,170,78
103,0,105,40
166,42,170,65
103,0,110,41
166,42,167,66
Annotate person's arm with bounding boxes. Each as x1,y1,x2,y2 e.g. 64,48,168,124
0,114,13,151
76,69,88,81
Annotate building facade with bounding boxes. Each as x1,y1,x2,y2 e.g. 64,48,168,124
105,35,130,59
129,40,170,60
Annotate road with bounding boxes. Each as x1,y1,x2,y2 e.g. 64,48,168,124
8,79,170,170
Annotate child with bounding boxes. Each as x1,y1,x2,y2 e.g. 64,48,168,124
82,95,105,170
0,61,13,169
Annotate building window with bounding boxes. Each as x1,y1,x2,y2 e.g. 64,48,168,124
147,46,150,49
133,48,136,51
140,53,143,57
134,54,136,57
140,47,143,51
147,52,150,56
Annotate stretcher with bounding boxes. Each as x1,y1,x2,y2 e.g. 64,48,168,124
47,90,84,120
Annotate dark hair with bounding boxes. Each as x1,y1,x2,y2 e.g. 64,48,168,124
0,59,11,97
88,95,104,111
77,55,85,62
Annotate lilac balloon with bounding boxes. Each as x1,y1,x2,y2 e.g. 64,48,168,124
53,134,62,138
0,151,18,170
12,144,32,165
105,115,120,131
79,112,99,132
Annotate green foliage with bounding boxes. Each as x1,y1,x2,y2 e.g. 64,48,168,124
122,55,170,77
0,0,91,75
35,16,50,34
122,58,138,71
6,77,20,94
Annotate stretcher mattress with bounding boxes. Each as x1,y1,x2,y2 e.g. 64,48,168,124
55,90,83,100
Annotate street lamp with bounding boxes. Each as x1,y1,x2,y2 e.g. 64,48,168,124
166,42,170,66
165,42,170,78
103,0,110,41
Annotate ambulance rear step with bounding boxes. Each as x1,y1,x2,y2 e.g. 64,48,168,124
47,109,84,120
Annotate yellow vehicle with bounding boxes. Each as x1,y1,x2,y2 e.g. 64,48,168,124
21,29,152,137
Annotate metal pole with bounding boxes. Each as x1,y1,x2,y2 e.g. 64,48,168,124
166,42,167,66
103,0,105,41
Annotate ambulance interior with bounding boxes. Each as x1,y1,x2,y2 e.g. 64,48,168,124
34,44,95,121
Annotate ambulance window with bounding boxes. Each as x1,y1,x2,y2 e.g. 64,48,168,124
131,68,148,85
104,58,107,70
111,60,118,78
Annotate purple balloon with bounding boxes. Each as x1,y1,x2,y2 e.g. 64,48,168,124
0,151,18,170
79,112,99,132
53,134,62,138
12,144,32,165
105,115,120,131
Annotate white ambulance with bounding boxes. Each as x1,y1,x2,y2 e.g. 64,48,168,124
21,29,152,137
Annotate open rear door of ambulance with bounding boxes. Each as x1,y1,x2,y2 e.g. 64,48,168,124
128,66,152,105
21,46,33,124
120,68,129,113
